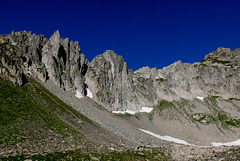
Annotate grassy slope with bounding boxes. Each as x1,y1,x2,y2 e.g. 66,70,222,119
155,97,240,130
0,77,171,160
0,76,96,155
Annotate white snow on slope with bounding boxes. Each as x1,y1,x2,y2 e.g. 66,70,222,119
196,96,204,101
112,107,153,115
139,107,154,113
87,88,93,98
140,129,190,145
211,139,240,147
140,129,240,147
112,109,138,115
75,90,83,99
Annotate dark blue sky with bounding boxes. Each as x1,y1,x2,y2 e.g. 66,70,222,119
1,0,240,70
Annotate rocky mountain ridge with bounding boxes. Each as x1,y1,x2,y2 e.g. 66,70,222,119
85,45,240,111
1,30,240,160
1,30,240,111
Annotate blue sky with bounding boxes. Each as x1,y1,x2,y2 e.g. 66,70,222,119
1,0,240,70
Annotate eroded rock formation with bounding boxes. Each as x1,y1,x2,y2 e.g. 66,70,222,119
85,48,240,111
1,30,240,111
0,30,86,96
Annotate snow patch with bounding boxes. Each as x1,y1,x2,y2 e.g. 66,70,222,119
211,139,240,147
196,96,204,101
87,88,93,98
140,129,240,147
139,129,191,145
112,107,153,115
112,109,138,115
75,90,83,99
139,107,153,113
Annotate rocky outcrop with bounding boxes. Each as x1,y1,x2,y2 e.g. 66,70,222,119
86,47,240,111
1,30,240,111
40,30,86,95
86,50,139,111
0,34,26,86
0,30,87,96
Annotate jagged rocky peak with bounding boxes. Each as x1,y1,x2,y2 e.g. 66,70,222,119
0,30,87,97
1,30,240,112
86,50,140,111
90,50,127,76
134,66,158,79
40,30,87,96
201,47,240,66
86,46,240,111
42,30,61,57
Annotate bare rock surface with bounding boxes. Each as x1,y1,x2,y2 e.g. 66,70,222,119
86,48,240,111
1,30,240,112
0,30,86,96
86,50,138,111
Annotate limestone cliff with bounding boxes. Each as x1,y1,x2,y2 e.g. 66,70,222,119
0,30,87,96
86,50,139,111
1,30,240,111
86,48,240,111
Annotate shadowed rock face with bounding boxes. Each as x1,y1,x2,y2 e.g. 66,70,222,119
1,30,240,111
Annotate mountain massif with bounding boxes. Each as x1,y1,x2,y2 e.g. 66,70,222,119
1,30,240,111
1,30,240,160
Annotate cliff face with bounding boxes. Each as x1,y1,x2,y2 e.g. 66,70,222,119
0,30,86,96
86,48,240,111
1,31,240,111
86,50,139,111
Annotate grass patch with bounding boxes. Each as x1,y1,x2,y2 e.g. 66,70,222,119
157,100,175,111
192,113,215,125
115,113,141,120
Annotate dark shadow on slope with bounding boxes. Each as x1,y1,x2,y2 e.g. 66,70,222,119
81,64,88,76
